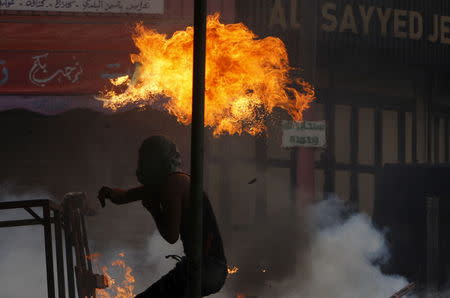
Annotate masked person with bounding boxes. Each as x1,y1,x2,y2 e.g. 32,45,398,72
97,136,227,297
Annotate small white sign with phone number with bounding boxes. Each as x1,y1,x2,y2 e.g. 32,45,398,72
282,120,326,148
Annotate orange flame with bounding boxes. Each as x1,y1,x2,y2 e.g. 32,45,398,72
227,266,239,275
86,253,101,261
94,253,136,298
99,13,315,136
237,293,246,298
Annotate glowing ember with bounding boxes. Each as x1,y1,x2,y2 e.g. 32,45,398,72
92,253,136,298
99,13,315,136
86,253,101,261
227,266,239,275
237,293,246,298
111,75,130,86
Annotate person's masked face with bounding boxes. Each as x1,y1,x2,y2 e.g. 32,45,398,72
136,148,169,187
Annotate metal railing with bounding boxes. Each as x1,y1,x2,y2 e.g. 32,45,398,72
0,192,106,298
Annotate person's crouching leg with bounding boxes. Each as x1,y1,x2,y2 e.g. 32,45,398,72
135,259,188,298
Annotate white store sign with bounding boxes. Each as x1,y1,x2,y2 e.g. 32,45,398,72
282,120,327,148
0,0,164,14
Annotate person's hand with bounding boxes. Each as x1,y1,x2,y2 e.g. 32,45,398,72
98,186,113,208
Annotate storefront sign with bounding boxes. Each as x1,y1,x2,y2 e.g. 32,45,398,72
282,120,326,148
320,1,450,45
269,0,301,30
0,0,163,14
0,52,133,94
260,0,450,65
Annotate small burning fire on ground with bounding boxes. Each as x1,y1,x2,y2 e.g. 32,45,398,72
87,252,135,298
99,13,315,136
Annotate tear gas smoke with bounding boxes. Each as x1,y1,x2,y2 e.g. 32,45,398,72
0,184,54,298
215,198,412,298
0,185,415,298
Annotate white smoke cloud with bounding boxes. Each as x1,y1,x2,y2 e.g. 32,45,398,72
283,213,408,298
0,184,54,298
216,198,412,298
0,184,416,298
144,232,183,278
80,197,416,298
0,226,47,298
298,199,408,298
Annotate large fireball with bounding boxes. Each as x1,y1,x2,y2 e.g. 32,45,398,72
100,14,315,136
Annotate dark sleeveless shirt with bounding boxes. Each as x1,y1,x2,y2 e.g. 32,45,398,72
161,173,226,262
180,192,226,261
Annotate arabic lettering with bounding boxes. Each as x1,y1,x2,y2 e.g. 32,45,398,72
104,0,122,11
0,0,15,8
100,63,131,79
1,0,155,12
82,0,102,10
54,0,76,8
80,0,149,12
25,0,46,8
0,60,9,86
29,53,83,87
125,0,149,12
289,135,320,146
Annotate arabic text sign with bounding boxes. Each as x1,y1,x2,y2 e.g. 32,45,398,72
0,52,132,94
282,120,327,148
0,0,163,14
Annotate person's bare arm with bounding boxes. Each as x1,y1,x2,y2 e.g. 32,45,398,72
98,186,147,207
142,174,189,244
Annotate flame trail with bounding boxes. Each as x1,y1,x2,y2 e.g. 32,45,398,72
92,253,136,298
99,14,315,136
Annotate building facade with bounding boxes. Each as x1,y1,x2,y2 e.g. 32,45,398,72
234,0,450,217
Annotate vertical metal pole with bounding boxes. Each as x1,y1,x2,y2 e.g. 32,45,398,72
43,204,56,298
218,142,232,248
434,117,440,163
374,107,383,210
426,74,433,164
54,210,66,298
350,105,359,206
290,148,299,202
324,72,335,197
445,118,449,163
255,136,267,221
80,214,93,273
324,101,335,195
426,196,440,297
398,110,406,164
64,210,76,298
412,109,418,163
188,0,207,297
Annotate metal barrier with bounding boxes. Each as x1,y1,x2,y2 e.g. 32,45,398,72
0,193,106,298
